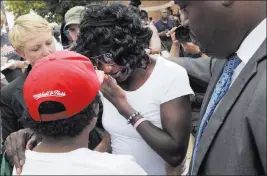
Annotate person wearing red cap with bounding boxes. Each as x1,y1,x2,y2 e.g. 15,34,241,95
13,50,146,175
1,13,105,164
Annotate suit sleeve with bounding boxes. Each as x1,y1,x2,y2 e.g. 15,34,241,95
168,57,214,86
246,71,266,174
0,89,21,142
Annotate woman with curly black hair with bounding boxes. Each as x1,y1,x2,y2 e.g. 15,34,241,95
73,3,194,175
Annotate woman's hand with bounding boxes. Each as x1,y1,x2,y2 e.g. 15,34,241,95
100,75,128,113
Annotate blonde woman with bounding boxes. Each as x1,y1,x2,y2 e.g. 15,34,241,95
1,13,56,143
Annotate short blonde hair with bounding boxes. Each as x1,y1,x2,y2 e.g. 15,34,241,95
9,13,52,51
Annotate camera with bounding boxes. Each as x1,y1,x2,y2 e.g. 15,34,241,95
175,25,191,43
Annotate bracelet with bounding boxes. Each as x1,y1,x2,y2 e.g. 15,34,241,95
133,118,148,129
127,112,140,124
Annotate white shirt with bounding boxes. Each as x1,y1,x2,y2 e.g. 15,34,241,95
102,56,194,175
13,148,147,175
232,18,266,85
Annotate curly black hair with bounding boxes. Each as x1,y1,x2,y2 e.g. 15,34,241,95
20,94,100,138
72,3,152,69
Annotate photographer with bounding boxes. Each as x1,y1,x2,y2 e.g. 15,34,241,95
168,9,208,58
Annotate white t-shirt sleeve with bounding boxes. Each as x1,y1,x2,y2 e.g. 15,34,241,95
160,65,194,104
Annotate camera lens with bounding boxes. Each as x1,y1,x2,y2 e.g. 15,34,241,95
175,25,191,43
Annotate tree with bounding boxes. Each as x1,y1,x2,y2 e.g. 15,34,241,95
5,0,107,23
44,0,108,21
5,1,45,19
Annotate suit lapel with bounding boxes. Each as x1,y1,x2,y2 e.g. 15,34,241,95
193,40,266,175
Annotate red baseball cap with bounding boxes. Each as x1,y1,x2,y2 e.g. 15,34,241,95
24,50,104,122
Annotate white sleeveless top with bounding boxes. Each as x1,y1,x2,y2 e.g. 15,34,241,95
102,56,194,175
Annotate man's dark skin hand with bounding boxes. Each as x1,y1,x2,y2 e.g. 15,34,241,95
4,128,41,174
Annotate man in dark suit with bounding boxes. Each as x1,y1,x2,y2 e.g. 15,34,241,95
172,1,266,175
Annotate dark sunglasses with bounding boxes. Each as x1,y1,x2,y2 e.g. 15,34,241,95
91,53,116,66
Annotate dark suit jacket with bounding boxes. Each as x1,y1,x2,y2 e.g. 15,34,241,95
0,67,104,149
2,69,23,83
1,67,29,141
191,40,266,175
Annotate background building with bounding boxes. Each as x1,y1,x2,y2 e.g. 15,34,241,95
120,1,179,21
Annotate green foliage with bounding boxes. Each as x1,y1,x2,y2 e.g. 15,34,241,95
5,1,47,20
4,0,107,23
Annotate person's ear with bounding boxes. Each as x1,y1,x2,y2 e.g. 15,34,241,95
222,0,234,7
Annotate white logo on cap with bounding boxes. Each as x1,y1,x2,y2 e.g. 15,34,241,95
33,90,66,100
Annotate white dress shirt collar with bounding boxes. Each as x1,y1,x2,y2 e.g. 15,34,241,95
236,18,266,64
